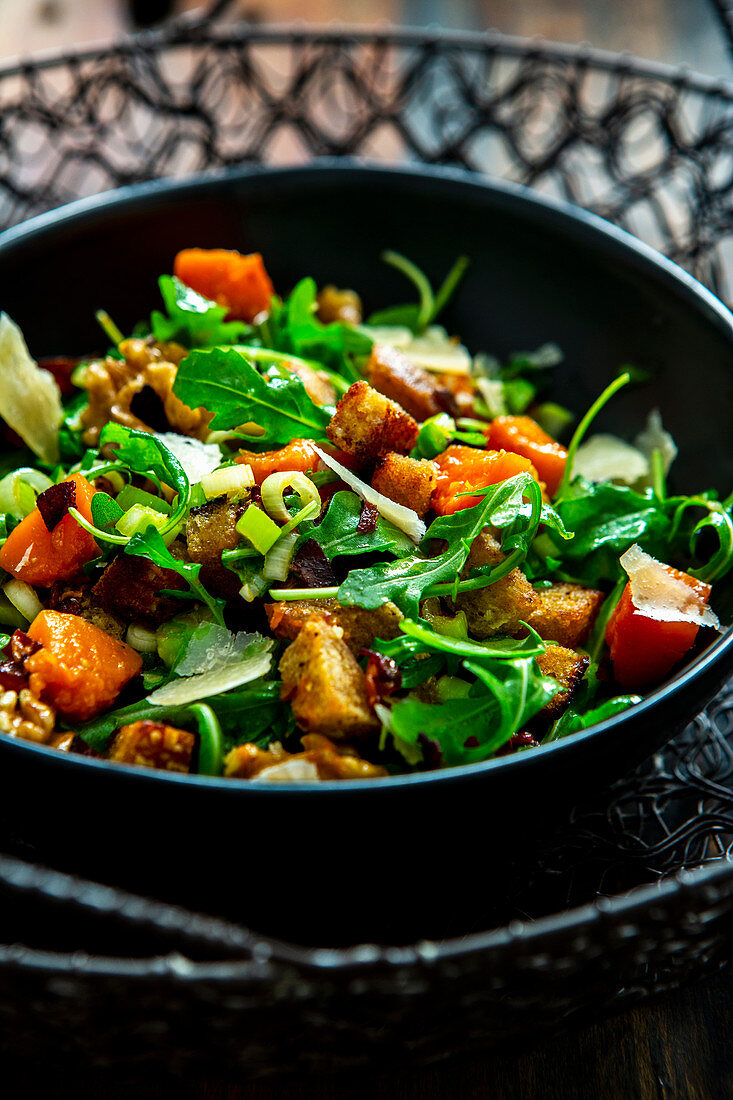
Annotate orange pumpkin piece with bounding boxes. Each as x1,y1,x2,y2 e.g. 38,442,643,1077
173,247,274,323
0,473,99,586
236,438,358,484
485,416,568,496
25,611,143,721
431,445,539,515
606,566,712,691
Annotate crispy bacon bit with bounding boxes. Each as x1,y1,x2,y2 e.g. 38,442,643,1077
292,539,337,588
10,630,42,662
496,731,539,756
36,481,77,532
356,501,379,533
362,648,402,708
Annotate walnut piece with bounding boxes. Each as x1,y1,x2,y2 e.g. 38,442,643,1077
0,687,56,744
80,337,209,445
107,719,194,773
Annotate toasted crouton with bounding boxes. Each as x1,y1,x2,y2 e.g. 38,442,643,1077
266,598,402,654
368,344,448,422
326,380,418,464
279,619,379,738
186,494,246,599
92,554,186,626
536,645,589,718
107,720,194,772
523,582,605,649
372,453,438,518
451,530,539,638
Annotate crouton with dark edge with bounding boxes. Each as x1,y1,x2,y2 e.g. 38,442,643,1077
326,380,418,464
186,494,246,599
92,554,186,626
536,645,590,718
451,530,539,639
266,598,402,655
372,453,438,518
521,581,605,649
224,734,387,780
279,619,379,738
367,343,449,422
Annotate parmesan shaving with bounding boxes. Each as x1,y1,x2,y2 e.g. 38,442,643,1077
153,432,222,484
148,626,273,706
312,445,426,543
620,544,719,629
250,758,321,783
0,313,63,464
573,434,649,485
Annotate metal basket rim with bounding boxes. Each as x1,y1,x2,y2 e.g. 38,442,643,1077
1,846,732,976
2,21,733,103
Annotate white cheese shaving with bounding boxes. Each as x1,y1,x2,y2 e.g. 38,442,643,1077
312,445,426,543
620,544,719,629
0,313,63,464
401,327,472,375
153,432,222,484
250,758,321,783
634,409,678,476
148,626,272,706
573,434,649,485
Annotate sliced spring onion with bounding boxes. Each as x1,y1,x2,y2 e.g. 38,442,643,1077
3,579,42,624
116,505,172,541
116,484,171,516
125,623,159,654
261,471,321,523
239,575,269,603
200,464,254,501
236,505,281,554
263,531,299,582
0,591,28,630
312,445,426,543
0,468,54,519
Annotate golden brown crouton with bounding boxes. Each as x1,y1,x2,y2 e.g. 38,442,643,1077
47,577,126,640
368,343,448,422
186,494,247,599
279,619,379,738
326,380,418,464
107,719,194,772
371,453,438,518
536,645,589,718
316,286,363,325
451,530,539,639
522,582,605,649
92,554,186,626
266,598,402,655
224,734,386,780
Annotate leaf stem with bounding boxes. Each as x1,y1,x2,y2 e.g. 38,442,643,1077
556,371,631,500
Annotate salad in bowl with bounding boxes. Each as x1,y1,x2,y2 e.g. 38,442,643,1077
0,245,728,782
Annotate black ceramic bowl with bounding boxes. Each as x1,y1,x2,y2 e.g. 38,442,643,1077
0,162,732,944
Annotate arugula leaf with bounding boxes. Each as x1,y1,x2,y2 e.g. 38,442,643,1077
388,656,559,765
297,491,414,560
125,526,225,625
99,423,188,501
338,474,542,615
74,681,287,754
545,694,641,742
90,491,124,530
173,346,332,444
257,277,369,381
151,275,252,348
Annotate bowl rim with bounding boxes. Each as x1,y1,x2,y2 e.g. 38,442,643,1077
1,157,732,795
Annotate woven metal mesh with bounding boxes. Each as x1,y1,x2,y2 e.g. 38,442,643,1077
2,15,733,1036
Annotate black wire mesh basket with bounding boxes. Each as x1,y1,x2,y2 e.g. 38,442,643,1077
4,3,733,1078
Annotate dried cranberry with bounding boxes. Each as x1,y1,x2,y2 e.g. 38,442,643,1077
10,630,41,663
356,502,379,533
417,734,443,769
37,481,76,532
0,659,27,691
496,731,539,757
292,540,337,587
362,649,402,708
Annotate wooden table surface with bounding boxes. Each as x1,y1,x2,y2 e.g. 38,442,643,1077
4,964,732,1098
